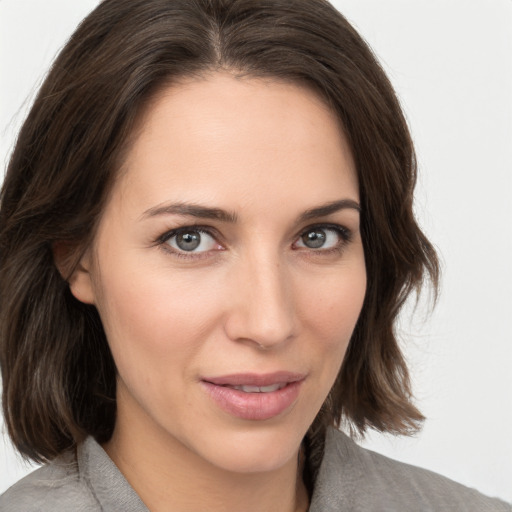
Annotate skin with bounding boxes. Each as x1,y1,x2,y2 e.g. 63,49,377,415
69,72,366,512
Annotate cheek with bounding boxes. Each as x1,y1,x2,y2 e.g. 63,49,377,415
92,260,221,381
298,264,366,351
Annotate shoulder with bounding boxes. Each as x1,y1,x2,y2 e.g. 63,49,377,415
0,449,99,512
310,427,511,512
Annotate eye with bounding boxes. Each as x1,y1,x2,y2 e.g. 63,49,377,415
164,228,220,254
293,225,350,251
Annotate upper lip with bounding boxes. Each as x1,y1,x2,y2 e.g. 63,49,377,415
202,372,306,387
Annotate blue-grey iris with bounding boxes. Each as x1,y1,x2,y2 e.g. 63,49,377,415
302,229,326,248
176,231,201,251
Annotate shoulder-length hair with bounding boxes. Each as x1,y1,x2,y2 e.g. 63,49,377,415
0,0,438,465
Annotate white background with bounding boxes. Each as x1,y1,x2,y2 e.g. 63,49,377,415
1,0,511,503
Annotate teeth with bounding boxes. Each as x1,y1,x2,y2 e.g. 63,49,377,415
230,383,286,393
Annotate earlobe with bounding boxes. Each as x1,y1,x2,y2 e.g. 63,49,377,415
53,242,96,305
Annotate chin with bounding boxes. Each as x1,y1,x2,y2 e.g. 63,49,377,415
180,379,327,474
206,441,301,475
185,419,308,474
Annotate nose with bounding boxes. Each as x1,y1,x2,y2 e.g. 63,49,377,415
223,251,296,350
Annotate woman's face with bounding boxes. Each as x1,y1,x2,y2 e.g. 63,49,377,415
72,72,366,473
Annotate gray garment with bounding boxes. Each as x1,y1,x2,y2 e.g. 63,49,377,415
1,428,510,511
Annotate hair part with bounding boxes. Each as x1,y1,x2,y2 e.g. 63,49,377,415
0,0,439,474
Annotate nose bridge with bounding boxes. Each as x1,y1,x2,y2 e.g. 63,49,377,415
225,244,295,348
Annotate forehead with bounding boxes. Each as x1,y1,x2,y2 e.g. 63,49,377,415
111,72,358,218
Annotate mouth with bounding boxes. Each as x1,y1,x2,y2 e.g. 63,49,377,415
201,372,306,421
223,383,288,393
202,371,305,387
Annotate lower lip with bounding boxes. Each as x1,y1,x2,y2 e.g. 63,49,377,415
201,380,303,421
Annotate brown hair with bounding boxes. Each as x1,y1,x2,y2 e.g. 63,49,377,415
0,0,438,469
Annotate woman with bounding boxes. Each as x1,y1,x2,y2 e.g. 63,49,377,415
0,0,509,510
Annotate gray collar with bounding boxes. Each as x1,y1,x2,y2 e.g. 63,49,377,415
78,437,149,511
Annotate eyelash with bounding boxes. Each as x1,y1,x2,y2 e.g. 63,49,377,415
156,223,353,260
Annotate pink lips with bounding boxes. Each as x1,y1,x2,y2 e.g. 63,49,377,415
201,372,305,421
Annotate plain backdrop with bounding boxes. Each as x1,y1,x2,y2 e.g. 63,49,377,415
1,0,511,503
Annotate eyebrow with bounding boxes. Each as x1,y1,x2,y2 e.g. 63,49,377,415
141,198,360,223
141,202,238,223
298,199,361,222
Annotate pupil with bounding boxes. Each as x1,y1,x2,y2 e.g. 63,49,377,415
303,229,326,248
177,231,201,251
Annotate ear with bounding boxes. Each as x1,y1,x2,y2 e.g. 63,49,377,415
53,242,96,305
